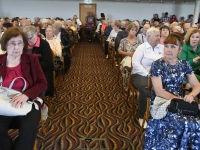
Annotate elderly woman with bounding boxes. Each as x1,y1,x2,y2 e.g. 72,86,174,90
178,28,200,86
118,23,139,91
45,25,62,57
145,32,200,149
132,28,164,127
40,18,49,37
23,25,54,97
159,25,170,45
136,24,150,45
105,21,121,58
0,27,47,150
52,21,72,73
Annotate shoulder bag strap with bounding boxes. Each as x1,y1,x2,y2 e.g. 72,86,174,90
8,77,26,92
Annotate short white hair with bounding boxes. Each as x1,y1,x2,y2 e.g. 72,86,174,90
146,27,160,37
40,18,48,24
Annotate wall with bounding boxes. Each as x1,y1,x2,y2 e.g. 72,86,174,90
0,0,195,23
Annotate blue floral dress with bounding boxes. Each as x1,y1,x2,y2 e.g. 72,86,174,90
144,58,200,150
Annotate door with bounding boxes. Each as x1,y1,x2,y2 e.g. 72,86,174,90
79,3,96,26
79,3,96,39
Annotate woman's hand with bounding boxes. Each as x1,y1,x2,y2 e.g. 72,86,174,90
193,56,200,63
183,94,195,103
128,52,134,57
10,94,29,108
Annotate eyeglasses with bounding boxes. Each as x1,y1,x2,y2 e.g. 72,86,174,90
7,42,24,48
27,34,34,40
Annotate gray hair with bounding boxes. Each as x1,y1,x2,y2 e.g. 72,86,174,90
23,25,37,36
146,27,160,37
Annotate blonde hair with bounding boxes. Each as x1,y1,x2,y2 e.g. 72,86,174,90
126,23,138,32
143,24,150,30
40,18,49,25
52,21,62,33
184,28,200,44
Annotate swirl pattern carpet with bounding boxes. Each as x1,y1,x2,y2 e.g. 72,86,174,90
9,41,144,150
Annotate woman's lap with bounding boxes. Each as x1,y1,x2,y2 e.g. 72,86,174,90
145,112,200,150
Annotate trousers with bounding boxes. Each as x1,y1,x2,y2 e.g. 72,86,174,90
0,106,40,150
131,74,150,118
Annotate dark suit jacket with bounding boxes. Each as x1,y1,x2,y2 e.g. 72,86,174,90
0,53,47,100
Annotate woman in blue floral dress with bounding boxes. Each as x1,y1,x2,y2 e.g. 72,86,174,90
145,33,200,150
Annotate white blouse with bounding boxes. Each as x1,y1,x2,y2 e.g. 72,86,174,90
132,42,164,76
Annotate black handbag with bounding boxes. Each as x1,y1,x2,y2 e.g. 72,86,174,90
168,98,199,116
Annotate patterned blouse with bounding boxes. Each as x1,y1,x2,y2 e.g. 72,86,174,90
118,38,139,58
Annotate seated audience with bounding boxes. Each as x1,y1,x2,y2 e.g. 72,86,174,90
170,15,178,23
34,17,40,24
137,24,150,45
159,25,170,45
23,25,54,97
182,22,191,36
160,12,170,23
34,23,45,39
118,23,139,91
52,21,72,73
105,21,121,58
12,18,19,27
101,20,108,35
45,25,62,58
104,19,114,37
172,25,184,34
191,23,198,29
178,28,200,86
186,14,193,24
151,14,160,23
115,22,128,54
0,27,47,150
72,15,82,27
131,28,164,127
40,18,49,37
120,21,127,30
145,32,200,150
86,12,95,24
85,19,95,42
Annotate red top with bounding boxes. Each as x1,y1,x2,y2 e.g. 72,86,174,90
2,63,29,92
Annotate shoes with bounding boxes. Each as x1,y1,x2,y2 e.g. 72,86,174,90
106,55,108,59
139,118,147,128
41,105,48,121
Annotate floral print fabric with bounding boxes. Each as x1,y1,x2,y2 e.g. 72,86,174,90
144,58,200,150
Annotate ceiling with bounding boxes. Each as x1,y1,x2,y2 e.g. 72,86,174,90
77,0,195,3
22,0,196,3
92,0,196,3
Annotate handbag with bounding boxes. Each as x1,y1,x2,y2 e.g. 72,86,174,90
150,96,171,119
0,77,43,116
168,98,199,116
120,56,131,68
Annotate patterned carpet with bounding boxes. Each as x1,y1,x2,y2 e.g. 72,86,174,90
9,41,144,150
